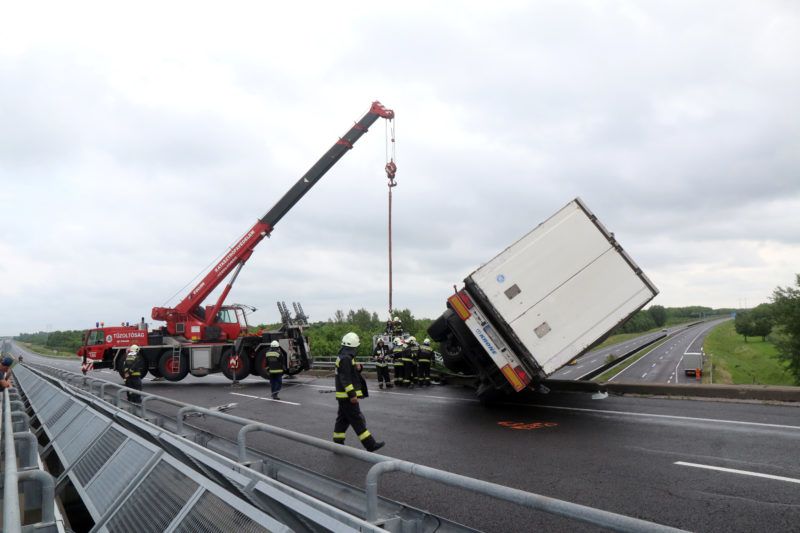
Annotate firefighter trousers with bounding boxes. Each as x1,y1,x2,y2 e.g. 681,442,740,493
125,376,142,404
376,365,391,386
333,400,379,450
418,361,431,385
393,362,404,386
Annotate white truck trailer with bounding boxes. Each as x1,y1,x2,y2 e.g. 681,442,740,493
427,198,659,400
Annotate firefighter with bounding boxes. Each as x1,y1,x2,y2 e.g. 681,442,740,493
372,338,392,389
406,336,419,388
391,337,406,387
266,340,284,400
0,356,13,389
391,316,404,337
332,332,385,452
418,338,434,386
122,344,145,405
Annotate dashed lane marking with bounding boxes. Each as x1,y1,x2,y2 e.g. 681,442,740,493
675,462,800,485
230,392,301,406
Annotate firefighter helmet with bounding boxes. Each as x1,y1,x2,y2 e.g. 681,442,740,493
409,336,417,343
127,344,140,355
423,338,431,345
341,332,360,347
393,337,402,345
393,316,400,322
270,340,280,348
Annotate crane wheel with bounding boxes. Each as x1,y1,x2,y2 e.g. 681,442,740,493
158,350,189,381
221,347,250,381
253,347,272,379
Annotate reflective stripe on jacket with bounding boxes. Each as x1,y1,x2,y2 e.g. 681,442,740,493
335,347,363,399
266,350,283,374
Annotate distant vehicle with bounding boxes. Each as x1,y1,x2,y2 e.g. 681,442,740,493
428,198,659,400
682,353,703,377
662,328,668,332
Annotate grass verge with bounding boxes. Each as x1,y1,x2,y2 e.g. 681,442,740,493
17,342,76,359
702,321,794,386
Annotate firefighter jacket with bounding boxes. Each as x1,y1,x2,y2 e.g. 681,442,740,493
335,347,364,400
372,344,390,367
418,345,433,363
406,343,419,363
392,344,407,364
123,352,145,378
265,349,284,374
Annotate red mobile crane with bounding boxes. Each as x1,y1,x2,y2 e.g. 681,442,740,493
77,101,395,382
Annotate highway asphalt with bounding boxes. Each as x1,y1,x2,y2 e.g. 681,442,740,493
10,341,800,533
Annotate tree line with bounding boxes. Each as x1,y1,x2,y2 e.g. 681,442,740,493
15,287,800,385
737,274,800,384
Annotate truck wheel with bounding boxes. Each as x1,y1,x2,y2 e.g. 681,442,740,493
427,312,450,342
221,348,250,381
441,337,470,373
158,351,189,381
253,347,271,379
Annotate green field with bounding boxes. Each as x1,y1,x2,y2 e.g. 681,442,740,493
702,321,794,385
17,342,76,359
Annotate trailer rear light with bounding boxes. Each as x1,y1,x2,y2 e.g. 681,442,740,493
514,366,531,386
457,290,474,309
448,294,472,321
500,364,527,392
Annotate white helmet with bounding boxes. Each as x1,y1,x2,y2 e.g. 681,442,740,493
127,344,140,355
341,332,360,347
423,338,431,345
270,340,280,348
393,337,402,344
394,316,400,322
409,336,417,343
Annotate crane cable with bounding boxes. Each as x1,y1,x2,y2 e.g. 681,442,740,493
385,116,397,319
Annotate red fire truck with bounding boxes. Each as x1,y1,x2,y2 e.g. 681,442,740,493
76,101,395,382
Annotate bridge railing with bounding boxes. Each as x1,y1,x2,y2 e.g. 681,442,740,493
27,362,688,533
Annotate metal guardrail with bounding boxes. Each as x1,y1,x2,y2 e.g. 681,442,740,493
26,362,689,532
12,365,307,533
1,385,59,533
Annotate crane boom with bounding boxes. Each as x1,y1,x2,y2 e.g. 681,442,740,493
151,101,395,338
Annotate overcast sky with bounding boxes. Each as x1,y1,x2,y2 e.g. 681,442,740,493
1,1,798,335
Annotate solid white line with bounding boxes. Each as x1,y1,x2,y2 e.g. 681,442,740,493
297,382,479,403
510,403,800,431
673,356,683,384
675,461,800,484
684,352,702,356
230,392,301,406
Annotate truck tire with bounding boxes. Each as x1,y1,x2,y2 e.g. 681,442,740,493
427,312,450,342
253,347,271,379
441,336,471,374
221,348,250,381
158,350,189,381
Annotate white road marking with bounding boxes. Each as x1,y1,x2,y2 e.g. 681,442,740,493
230,392,301,406
651,363,656,368
511,403,800,431
297,382,479,403
641,373,648,378
675,462,800,485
